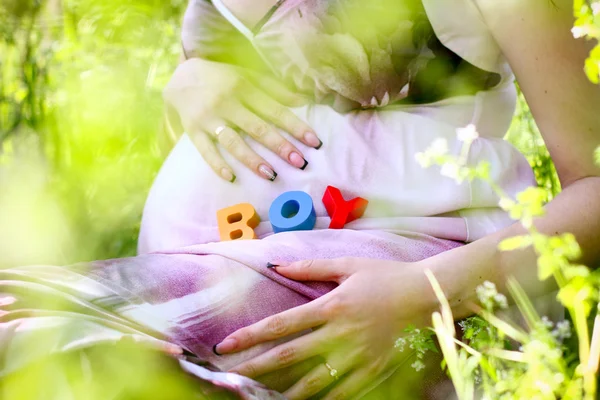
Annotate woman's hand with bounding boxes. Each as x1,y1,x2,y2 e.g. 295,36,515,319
213,258,437,400
163,58,322,182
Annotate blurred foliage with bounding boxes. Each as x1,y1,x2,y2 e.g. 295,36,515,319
572,0,600,83
2,339,210,400
0,0,561,267
413,2,600,393
0,1,587,399
505,87,561,201
1,0,185,266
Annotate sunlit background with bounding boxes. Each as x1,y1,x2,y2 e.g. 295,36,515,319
0,1,571,398
0,0,559,269
1,0,188,267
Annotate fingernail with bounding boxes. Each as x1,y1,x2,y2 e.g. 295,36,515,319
266,262,279,269
259,164,277,181
304,132,322,149
289,152,308,170
215,338,237,354
221,168,236,183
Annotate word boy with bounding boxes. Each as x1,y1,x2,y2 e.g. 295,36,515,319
216,186,369,241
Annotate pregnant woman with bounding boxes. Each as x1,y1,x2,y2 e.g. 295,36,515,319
1,0,599,399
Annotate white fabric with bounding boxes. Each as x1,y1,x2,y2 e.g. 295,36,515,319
138,0,536,253
422,0,506,75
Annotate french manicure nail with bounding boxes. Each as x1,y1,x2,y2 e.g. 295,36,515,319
304,132,322,149
259,164,277,181
301,160,308,170
266,262,279,269
289,152,308,170
221,168,236,183
215,338,237,354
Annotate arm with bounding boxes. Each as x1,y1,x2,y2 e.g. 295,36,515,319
164,0,321,182
423,0,600,318
209,4,599,398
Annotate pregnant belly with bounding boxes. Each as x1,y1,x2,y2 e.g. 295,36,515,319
139,104,533,251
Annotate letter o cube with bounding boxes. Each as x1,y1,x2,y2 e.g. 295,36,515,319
269,191,316,234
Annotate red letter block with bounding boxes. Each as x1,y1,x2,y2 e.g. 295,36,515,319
216,203,260,241
322,186,368,229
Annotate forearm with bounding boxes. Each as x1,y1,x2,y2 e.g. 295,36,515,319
422,176,600,319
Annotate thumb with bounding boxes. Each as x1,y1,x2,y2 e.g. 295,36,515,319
268,258,354,283
242,69,310,107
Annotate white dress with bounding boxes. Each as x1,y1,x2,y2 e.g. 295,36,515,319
138,0,536,254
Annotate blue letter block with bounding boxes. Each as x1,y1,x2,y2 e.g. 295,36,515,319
269,191,316,234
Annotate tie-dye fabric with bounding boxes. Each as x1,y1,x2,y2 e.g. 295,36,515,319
0,229,461,397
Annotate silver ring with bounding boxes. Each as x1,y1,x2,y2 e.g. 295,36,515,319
324,362,339,381
214,125,228,137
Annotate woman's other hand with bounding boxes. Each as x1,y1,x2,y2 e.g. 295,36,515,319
163,58,322,182
214,258,438,400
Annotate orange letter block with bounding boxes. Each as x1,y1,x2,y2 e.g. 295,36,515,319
216,203,261,241
322,186,368,229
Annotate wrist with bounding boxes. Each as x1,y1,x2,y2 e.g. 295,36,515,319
415,237,502,320
388,261,448,323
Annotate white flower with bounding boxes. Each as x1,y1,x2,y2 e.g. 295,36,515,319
498,197,516,211
395,337,406,352
411,360,425,372
456,124,479,142
552,320,572,341
541,316,554,329
476,281,507,310
493,293,508,309
571,26,588,38
440,163,459,179
429,138,449,157
592,2,600,16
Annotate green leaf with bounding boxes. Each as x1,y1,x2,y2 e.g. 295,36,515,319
498,235,533,251
537,253,559,280
559,232,582,260
563,265,590,279
557,278,594,316
585,45,600,84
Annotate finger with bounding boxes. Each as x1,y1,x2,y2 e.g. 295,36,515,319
227,106,309,170
228,329,330,378
240,90,322,149
242,69,310,107
271,258,354,283
203,120,278,182
214,298,329,355
188,129,236,183
283,354,350,400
